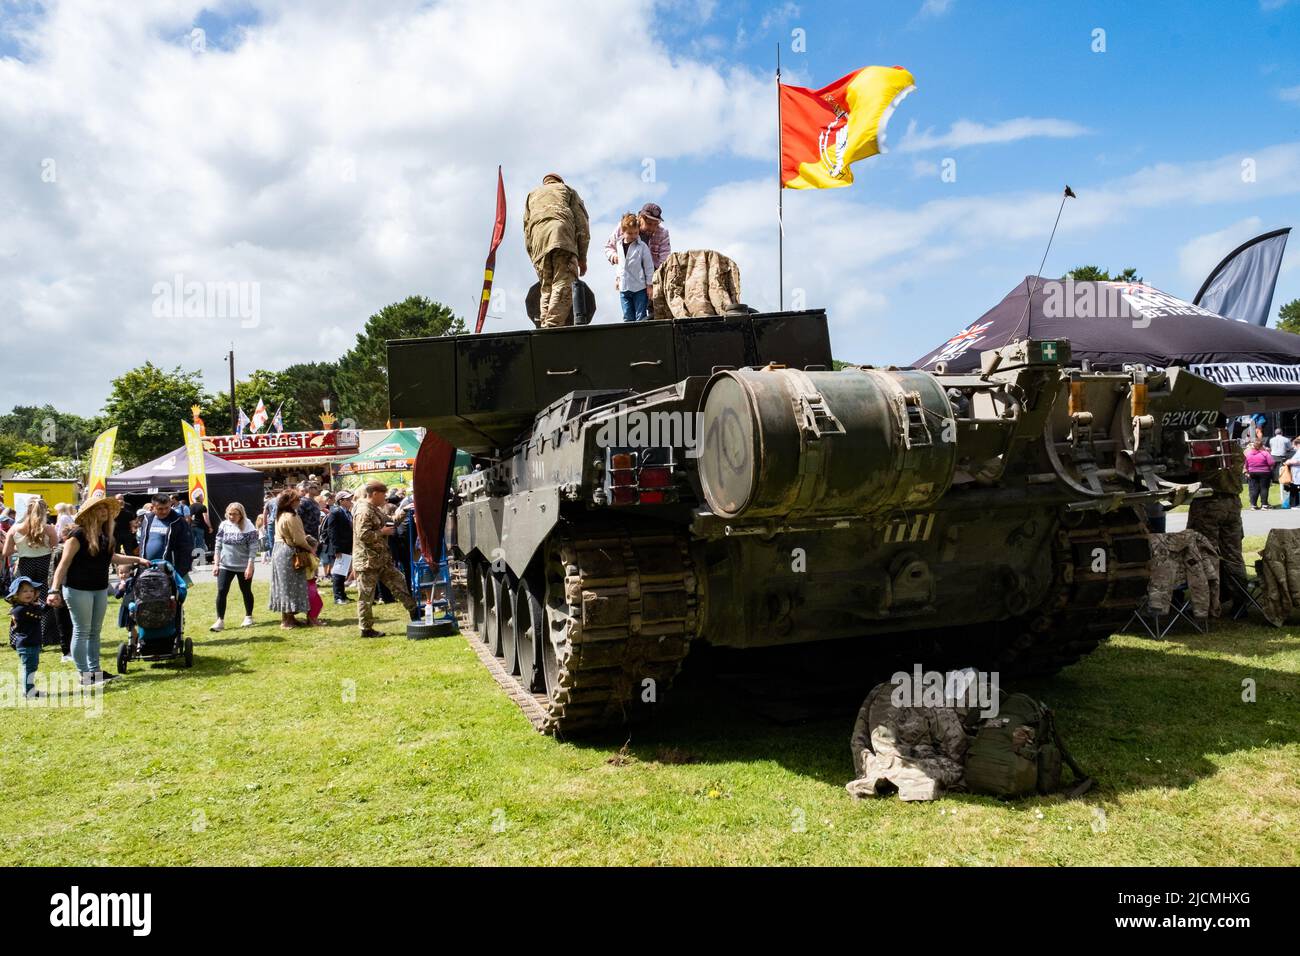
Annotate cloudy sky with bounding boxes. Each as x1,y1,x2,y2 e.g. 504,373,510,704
2,0,1299,416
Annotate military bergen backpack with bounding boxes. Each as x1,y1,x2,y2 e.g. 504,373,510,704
964,692,1067,798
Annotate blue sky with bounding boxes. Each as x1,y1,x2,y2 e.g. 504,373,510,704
1,0,1298,412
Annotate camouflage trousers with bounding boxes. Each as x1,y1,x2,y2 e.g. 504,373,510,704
538,249,579,328
1187,494,1248,595
355,562,416,631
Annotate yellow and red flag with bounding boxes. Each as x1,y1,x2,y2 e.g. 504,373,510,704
780,65,915,190
84,426,118,500
474,166,507,334
181,420,209,508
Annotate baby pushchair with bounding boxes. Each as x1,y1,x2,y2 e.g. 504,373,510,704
117,560,192,672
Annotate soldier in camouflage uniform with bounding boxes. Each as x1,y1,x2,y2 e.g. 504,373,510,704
846,680,971,802
352,480,418,637
523,173,590,328
1187,440,1248,608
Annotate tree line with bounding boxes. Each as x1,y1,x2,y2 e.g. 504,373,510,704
1,295,463,472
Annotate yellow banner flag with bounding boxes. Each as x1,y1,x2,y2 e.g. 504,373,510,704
181,420,209,506
85,426,118,500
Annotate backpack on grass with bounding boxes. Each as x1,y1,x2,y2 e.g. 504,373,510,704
965,692,1076,798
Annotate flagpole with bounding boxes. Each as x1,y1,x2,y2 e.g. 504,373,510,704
776,42,784,311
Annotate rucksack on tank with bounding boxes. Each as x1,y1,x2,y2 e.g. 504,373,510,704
965,692,1068,798
133,566,176,630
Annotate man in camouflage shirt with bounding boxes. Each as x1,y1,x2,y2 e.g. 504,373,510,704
352,480,418,637
523,173,590,328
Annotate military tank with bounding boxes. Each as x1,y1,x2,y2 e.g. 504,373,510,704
388,307,1225,735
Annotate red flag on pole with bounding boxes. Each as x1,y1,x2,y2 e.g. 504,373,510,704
475,166,507,333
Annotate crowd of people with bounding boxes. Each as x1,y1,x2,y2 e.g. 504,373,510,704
1239,426,1300,510
522,172,671,327
2,477,421,699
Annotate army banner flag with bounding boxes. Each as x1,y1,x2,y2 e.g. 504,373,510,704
181,420,209,506
84,426,118,500
780,65,915,189
475,165,507,334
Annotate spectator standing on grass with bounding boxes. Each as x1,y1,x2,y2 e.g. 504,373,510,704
353,480,418,638
112,495,137,557
190,489,214,556
1,498,67,661
8,576,47,698
268,488,311,629
210,502,259,632
1284,437,1300,510
48,496,149,686
1245,440,1275,510
322,490,355,604
297,481,322,556
138,493,195,578
1269,428,1291,480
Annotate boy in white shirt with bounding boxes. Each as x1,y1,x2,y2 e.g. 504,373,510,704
613,213,654,322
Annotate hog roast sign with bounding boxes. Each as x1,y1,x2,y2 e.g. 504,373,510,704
203,430,360,462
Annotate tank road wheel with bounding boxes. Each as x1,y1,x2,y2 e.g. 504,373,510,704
515,580,543,693
466,556,485,637
486,573,506,658
480,567,497,648
501,576,519,675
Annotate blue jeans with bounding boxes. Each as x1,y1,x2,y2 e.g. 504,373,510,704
63,586,108,675
620,288,649,322
16,646,39,695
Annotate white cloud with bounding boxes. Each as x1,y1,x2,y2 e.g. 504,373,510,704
0,0,775,413
899,116,1090,152
1280,85,1300,103
1177,217,1266,285
919,0,954,17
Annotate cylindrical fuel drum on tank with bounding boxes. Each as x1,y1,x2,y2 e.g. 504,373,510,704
697,367,957,520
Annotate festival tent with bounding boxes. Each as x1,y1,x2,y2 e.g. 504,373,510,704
106,447,264,521
913,277,1300,412
333,428,422,492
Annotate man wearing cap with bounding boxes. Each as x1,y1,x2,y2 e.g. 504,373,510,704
523,173,591,328
323,489,355,605
604,202,671,270
352,480,418,637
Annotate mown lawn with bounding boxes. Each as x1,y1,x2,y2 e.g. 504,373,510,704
1,576,1296,866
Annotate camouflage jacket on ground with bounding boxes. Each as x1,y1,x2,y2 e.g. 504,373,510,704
351,500,394,573
523,182,590,269
846,681,971,802
1257,527,1300,626
650,249,742,320
1147,529,1220,618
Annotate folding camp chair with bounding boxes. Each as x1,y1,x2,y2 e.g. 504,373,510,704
1126,583,1209,640
1228,565,1271,623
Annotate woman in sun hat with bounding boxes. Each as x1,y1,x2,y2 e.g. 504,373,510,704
48,494,149,685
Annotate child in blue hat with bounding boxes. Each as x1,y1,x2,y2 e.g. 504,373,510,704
7,576,46,698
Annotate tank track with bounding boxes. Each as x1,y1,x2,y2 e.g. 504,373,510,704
467,520,698,737
975,506,1152,676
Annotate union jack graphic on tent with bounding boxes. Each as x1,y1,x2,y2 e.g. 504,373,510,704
923,321,994,367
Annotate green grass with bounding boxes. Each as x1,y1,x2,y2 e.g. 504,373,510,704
2,578,1297,866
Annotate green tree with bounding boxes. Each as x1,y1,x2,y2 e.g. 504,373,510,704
335,296,464,428
276,362,339,430
102,363,209,466
204,362,340,434
0,433,54,473
1065,265,1142,283
1277,298,1300,335
0,404,104,459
